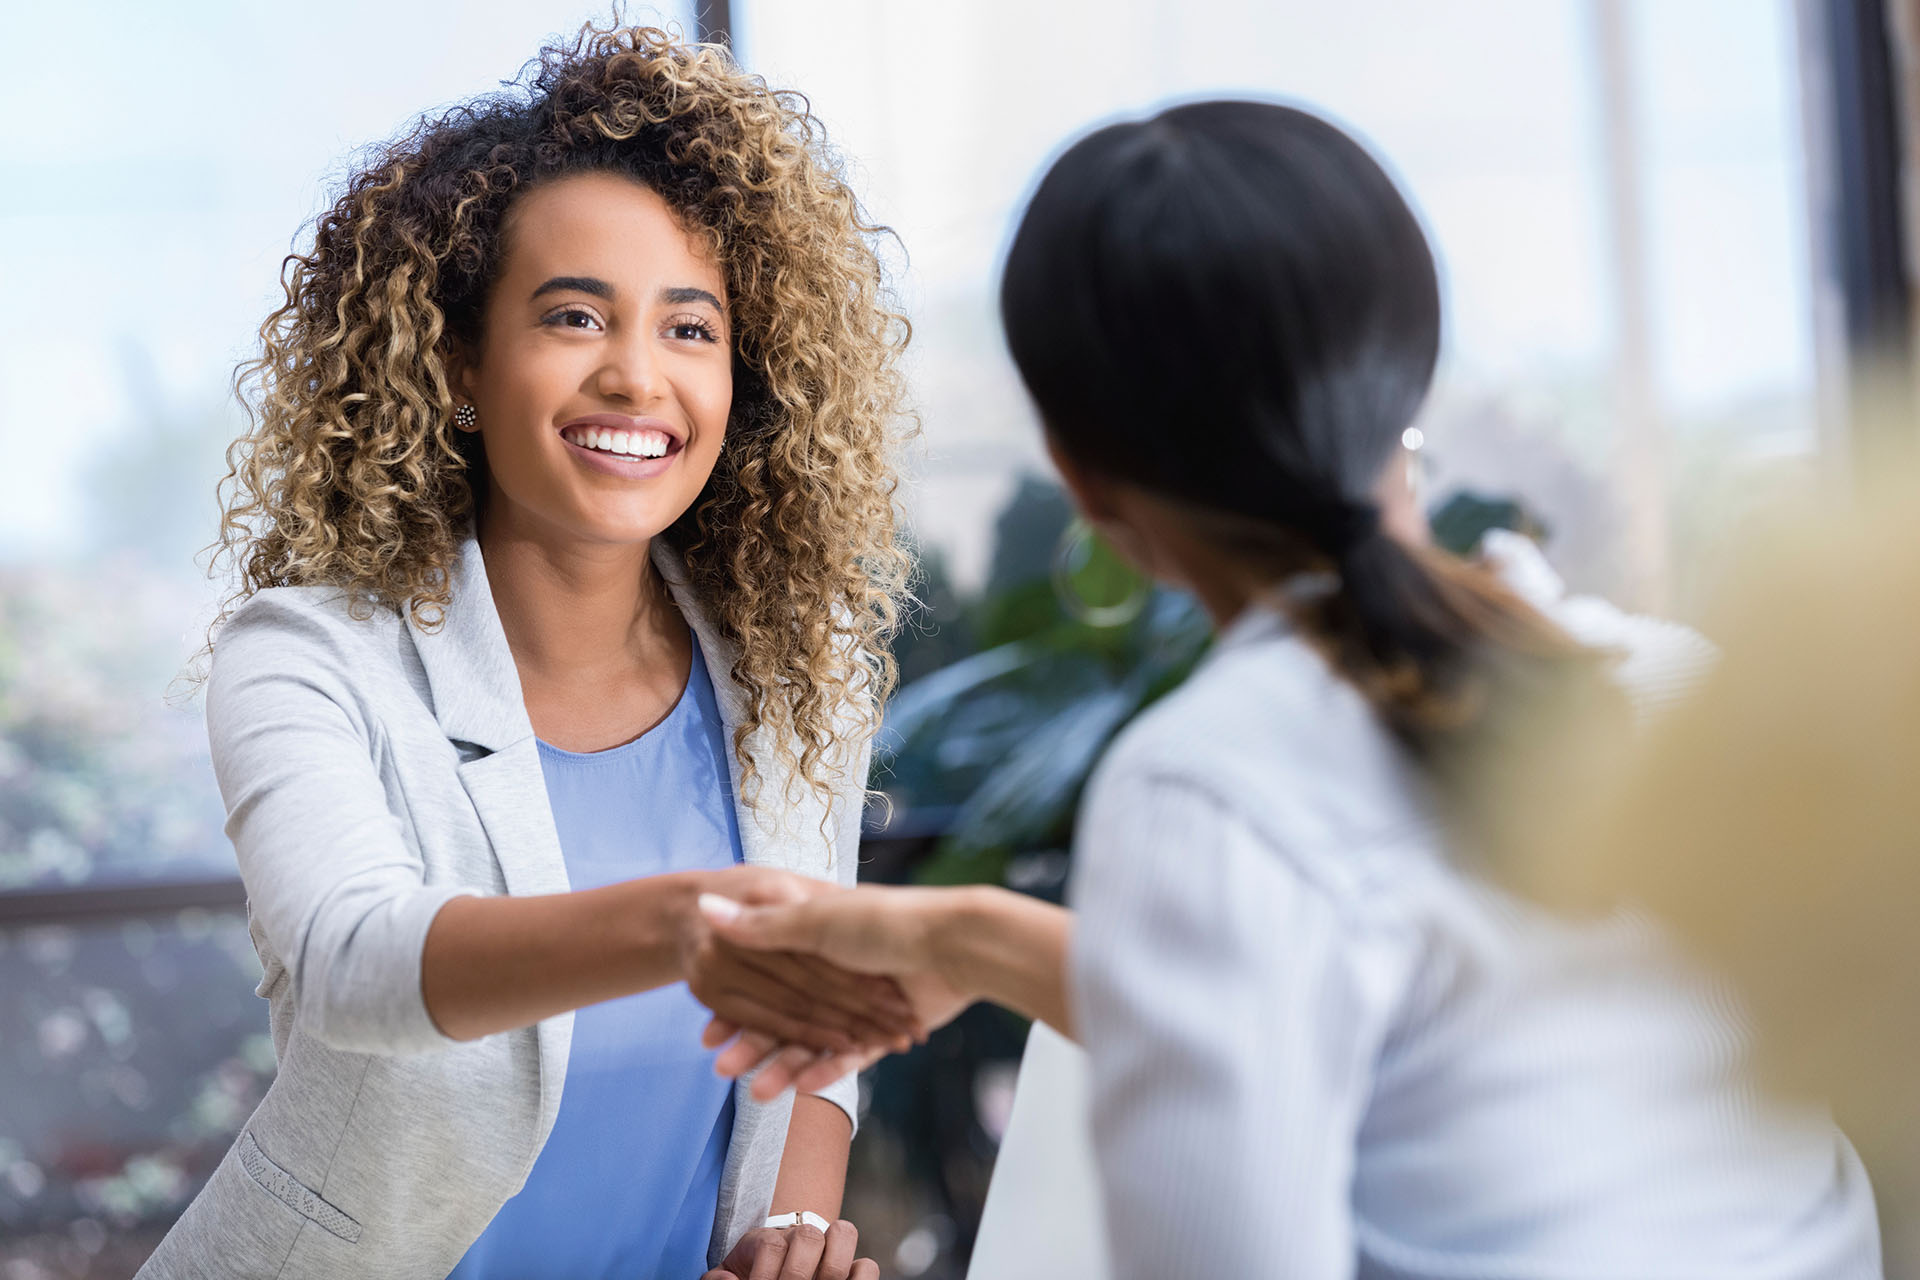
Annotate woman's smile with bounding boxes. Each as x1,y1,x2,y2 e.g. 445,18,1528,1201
558,412,689,479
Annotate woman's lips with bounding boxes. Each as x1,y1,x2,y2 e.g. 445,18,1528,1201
559,432,684,479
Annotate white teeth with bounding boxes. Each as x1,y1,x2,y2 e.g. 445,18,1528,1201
564,426,674,459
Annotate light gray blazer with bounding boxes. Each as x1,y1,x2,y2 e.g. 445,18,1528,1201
137,534,867,1280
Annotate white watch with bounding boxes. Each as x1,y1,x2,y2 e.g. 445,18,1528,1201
764,1210,832,1233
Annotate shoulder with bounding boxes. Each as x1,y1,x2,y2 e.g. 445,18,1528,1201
1078,616,1435,905
1087,615,1417,817
215,584,403,654
207,587,414,720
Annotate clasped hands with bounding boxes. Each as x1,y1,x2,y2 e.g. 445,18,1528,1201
681,870,976,1102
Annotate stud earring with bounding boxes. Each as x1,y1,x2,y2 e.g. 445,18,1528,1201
453,404,478,431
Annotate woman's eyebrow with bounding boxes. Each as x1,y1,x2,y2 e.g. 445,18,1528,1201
531,275,615,301
661,285,725,312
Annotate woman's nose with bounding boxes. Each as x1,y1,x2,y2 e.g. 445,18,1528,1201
592,334,665,406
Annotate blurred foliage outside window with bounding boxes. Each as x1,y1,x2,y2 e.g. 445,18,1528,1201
880,477,1212,892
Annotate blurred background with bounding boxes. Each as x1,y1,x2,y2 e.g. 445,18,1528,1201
1,1,1915,1276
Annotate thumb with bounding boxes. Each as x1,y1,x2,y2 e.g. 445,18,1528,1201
698,893,819,952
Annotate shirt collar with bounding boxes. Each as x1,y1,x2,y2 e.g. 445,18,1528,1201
1212,596,1293,654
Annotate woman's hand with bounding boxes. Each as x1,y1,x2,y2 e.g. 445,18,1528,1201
696,885,980,1099
681,868,923,1057
701,1220,879,1280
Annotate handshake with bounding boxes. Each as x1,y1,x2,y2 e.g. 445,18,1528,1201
679,868,1071,1100
676,869,1069,1280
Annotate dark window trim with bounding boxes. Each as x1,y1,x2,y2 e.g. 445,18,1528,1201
1820,0,1912,362
694,0,732,49
0,877,247,928
1801,0,1916,460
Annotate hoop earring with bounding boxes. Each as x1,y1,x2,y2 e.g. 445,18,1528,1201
453,404,478,432
1052,518,1149,629
1401,424,1429,506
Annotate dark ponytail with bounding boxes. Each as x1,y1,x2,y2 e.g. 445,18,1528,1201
1000,100,1614,765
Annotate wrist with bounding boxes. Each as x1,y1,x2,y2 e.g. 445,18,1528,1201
936,886,1073,1032
934,885,1006,1003
632,870,712,983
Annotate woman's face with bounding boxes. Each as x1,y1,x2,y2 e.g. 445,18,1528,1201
459,171,732,548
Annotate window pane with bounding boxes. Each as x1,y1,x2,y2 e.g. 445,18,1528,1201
741,0,1813,613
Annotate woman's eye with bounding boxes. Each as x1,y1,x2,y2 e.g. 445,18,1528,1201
542,307,602,331
667,317,721,343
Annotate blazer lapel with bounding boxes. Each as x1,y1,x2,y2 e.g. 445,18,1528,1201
457,743,573,1142
405,533,571,894
407,534,573,1142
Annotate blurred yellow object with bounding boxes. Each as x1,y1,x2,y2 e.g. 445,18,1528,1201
1510,462,1920,1265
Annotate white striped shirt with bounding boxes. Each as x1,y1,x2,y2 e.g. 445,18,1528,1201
1065,542,1880,1279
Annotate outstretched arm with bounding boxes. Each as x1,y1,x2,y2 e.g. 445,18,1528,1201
421,868,920,1051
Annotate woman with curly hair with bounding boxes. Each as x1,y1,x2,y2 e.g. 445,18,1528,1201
139,24,911,1280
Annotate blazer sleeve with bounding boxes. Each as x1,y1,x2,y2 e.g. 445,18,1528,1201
1069,767,1405,1280
205,594,467,1057
800,723,875,1134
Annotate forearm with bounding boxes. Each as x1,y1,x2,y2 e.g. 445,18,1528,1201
421,870,715,1041
770,1094,852,1219
939,887,1076,1039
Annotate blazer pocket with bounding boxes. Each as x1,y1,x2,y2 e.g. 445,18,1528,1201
237,1129,363,1244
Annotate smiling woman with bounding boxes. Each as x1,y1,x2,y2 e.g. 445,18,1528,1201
141,22,909,1280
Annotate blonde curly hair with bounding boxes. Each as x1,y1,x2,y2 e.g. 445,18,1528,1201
213,22,911,812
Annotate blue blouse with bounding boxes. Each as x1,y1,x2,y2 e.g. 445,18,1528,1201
449,632,745,1280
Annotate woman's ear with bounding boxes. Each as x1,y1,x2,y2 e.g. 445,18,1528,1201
446,339,480,405
1372,448,1433,547
1045,433,1116,524
1044,433,1161,578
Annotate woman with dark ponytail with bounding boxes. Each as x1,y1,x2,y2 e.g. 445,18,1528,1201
690,101,1882,1277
